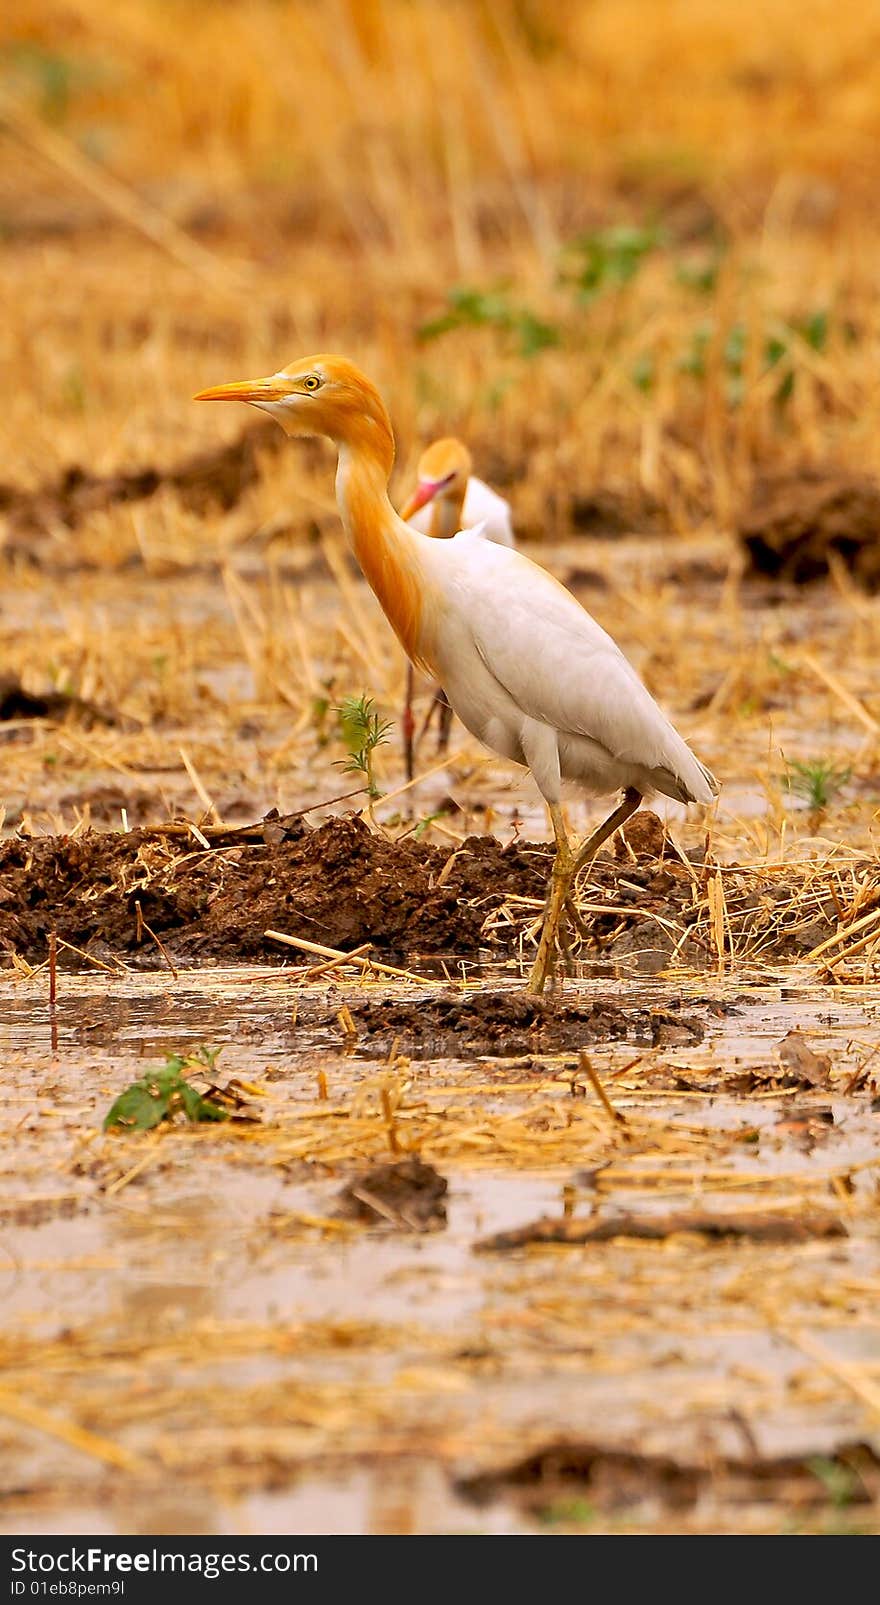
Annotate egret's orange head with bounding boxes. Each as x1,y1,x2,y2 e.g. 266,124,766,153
195,354,394,469
401,437,472,521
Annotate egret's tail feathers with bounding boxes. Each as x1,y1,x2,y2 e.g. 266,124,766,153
694,757,720,801
653,750,718,807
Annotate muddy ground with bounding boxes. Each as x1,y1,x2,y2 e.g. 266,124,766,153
0,808,853,972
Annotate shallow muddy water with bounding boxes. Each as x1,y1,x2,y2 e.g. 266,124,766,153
1,962,878,1534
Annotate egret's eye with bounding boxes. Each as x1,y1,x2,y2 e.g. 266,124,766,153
302,374,322,392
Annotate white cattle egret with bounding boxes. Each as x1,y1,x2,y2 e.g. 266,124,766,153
195,356,718,994
403,437,514,546
400,436,515,777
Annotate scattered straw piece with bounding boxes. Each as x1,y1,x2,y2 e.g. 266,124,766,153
0,1385,148,1476
579,1052,627,1127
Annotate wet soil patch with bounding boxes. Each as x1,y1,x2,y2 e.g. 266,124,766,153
459,1439,880,1517
570,484,668,537
339,1159,448,1232
475,1206,845,1252
0,677,126,730
739,470,880,588
335,991,705,1058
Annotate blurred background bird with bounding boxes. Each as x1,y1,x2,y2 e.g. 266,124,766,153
400,437,515,779
196,355,718,993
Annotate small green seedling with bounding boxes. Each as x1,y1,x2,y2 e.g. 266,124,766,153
784,757,851,811
677,310,829,404
311,690,332,746
807,1455,860,1510
675,254,722,294
103,1048,228,1132
413,810,446,840
536,1497,597,1528
417,286,559,359
335,694,392,799
562,223,662,301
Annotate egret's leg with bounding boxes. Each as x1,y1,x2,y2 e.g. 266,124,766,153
570,787,643,882
435,690,454,754
527,803,574,996
402,663,416,783
413,681,446,751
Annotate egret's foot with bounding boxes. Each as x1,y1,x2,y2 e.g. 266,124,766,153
564,895,590,943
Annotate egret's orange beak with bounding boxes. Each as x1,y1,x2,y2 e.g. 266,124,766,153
401,479,441,521
193,374,294,404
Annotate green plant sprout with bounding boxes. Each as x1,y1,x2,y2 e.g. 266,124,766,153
806,1456,861,1510
417,286,559,359
674,311,829,403
413,810,446,840
561,224,662,300
103,1048,227,1132
784,757,851,811
335,694,392,800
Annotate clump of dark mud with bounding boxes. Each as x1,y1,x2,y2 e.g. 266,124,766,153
0,424,285,561
0,809,841,970
339,1158,448,1232
570,485,667,537
739,470,880,588
475,1205,845,1253
0,677,127,729
333,990,704,1058
0,814,548,967
458,1438,880,1518
57,783,165,826
615,810,668,860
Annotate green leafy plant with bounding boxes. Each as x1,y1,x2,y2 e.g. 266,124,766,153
536,1497,597,1527
784,757,851,811
807,1456,860,1509
675,254,722,294
335,694,392,799
103,1048,228,1132
2,43,106,123
310,684,335,746
562,223,662,301
417,286,559,359
413,810,446,839
629,353,655,392
676,310,829,403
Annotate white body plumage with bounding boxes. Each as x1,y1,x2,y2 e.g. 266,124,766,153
414,526,715,809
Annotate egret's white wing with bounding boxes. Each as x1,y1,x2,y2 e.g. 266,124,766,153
438,537,714,802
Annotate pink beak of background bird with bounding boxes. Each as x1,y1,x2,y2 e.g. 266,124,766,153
400,477,448,521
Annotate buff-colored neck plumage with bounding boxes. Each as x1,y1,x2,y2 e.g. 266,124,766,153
429,489,467,541
196,354,437,671
324,366,432,671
